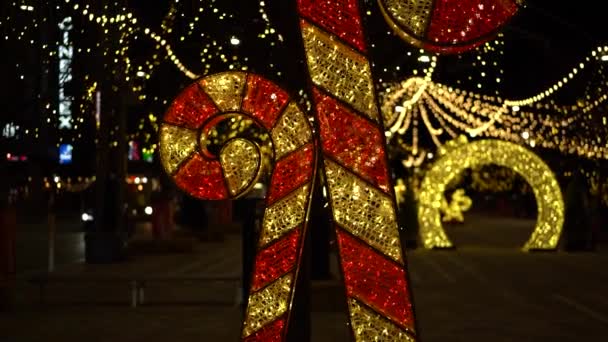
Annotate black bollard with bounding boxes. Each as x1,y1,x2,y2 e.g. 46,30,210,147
309,176,331,280
240,196,265,309
286,222,311,342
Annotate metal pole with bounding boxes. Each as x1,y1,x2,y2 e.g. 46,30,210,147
48,191,55,273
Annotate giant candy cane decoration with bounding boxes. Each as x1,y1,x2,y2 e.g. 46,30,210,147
296,0,417,340
159,0,519,340
160,72,317,340
160,69,416,342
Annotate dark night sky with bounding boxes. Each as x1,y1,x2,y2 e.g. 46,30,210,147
500,1,608,96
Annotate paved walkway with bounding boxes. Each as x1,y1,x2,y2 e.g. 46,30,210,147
2,216,608,341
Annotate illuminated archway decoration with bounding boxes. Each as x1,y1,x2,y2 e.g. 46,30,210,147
418,139,564,250
378,0,521,54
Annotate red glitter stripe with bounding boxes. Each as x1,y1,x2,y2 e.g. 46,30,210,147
242,74,290,130
251,229,301,292
244,317,286,342
267,144,315,205
297,0,366,52
336,228,415,330
427,0,517,45
174,154,228,200
313,88,390,193
422,40,490,54
164,83,219,129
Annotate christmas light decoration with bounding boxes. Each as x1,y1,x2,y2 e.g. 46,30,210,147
504,46,608,107
383,70,608,160
378,0,520,53
418,137,564,250
440,188,472,223
297,0,416,339
160,0,424,338
58,0,283,83
159,72,316,340
155,0,543,340
380,38,608,170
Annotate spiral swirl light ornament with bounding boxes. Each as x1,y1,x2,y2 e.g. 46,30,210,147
378,0,521,53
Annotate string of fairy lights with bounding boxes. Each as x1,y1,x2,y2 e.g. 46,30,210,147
382,43,608,166
60,0,282,81
504,46,608,107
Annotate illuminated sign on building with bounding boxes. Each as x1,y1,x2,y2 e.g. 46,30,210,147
2,123,19,138
95,90,101,128
58,16,73,129
128,141,141,161
143,149,154,163
59,144,73,164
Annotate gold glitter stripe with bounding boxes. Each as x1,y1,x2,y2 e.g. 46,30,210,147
348,298,415,342
379,0,433,37
159,124,199,175
199,72,247,112
301,21,379,122
242,273,293,337
271,101,313,160
219,139,261,197
259,184,310,246
324,160,402,263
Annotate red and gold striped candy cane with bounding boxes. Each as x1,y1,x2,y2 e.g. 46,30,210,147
158,72,316,341
294,0,519,339
297,0,417,340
